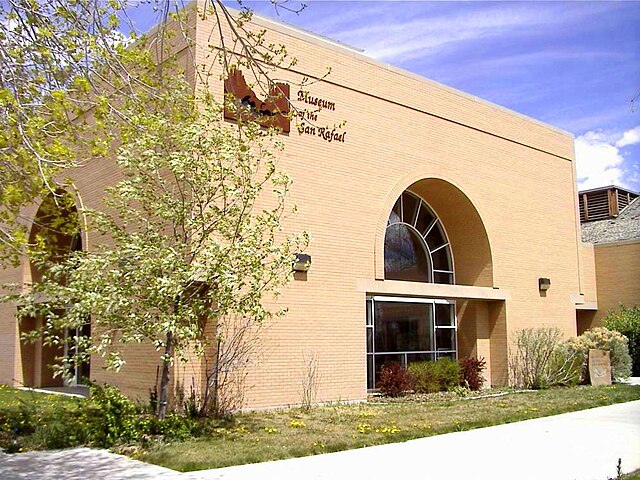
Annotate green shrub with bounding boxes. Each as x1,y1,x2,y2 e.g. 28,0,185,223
0,391,89,452
509,327,583,389
604,305,640,376
83,384,142,447
547,343,583,387
29,407,89,449
408,358,460,393
566,327,632,382
0,384,212,452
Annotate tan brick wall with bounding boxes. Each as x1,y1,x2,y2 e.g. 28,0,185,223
592,241,640,325
0,265,21,386
579,243,598,304
190,8,582,407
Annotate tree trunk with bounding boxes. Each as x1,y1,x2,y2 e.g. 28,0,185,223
212,337,221,416
157,330,174,419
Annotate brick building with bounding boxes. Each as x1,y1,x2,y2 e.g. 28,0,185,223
577,186,640,334
1,5,631,409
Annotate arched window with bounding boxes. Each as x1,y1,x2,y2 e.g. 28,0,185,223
384,191,454,284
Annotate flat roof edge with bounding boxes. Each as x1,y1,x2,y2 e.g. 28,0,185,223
233,5,573,139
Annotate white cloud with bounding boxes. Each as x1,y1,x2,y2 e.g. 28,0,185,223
308,2,616,65
575,126,639,190
616,126,640,148
339,9,540,63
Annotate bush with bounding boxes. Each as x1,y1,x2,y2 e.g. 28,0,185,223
566,327,632,382
377,363,414,397
604,305,640,376
0,384,210,452
459,357,486,391
408,358,460,393
84,384,142,447
509,327,583,389
29,407,89,449
547,343,582,387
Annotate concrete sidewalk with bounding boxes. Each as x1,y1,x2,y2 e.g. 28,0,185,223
0,447,182,479
187,400,640,480
1,399,639,480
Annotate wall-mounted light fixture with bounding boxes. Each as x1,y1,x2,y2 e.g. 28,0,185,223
293,253,311,272
538,278,551,291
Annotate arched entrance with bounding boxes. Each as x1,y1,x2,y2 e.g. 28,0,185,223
20,190,89,388
368,190,457,388
364,177,508,388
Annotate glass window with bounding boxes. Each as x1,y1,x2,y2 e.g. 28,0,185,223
433,272,454,284
367,298,457,390
431,246,451,272
390,197,401,225
436,328,456,351
366,328,373,352
384,224,431,282
374,302,433,352
435,303,455,326
425,223,446,252
367,355,375,390
384,191,453,284
407,352,435,364
415,205,435,236
401,192,419,226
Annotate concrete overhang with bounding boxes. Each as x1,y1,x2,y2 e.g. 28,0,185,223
357,279,510,301
576,302,598,311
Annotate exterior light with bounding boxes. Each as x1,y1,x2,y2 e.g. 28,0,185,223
293,253,311,272
538,278,551,291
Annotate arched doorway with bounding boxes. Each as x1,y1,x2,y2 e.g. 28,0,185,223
366,178,506,389
20,190,90,388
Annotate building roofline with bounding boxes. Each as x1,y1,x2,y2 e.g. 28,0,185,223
223,4,573,139
578,185,639,196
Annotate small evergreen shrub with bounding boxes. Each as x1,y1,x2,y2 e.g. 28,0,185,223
566,327,632,382
408,358,460,393
407,362,439,393
604,305,640,376
459,357,486,391
377,363,414,397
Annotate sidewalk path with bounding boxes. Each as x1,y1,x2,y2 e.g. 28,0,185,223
0,447,182,480
1,399,639,480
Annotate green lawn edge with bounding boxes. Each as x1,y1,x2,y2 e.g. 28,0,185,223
138,384,640,472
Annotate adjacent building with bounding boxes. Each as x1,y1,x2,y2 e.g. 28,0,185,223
577,186,640,333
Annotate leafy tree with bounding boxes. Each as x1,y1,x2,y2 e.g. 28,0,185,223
0,0,307,266
604,305,640,376
1,0,308,417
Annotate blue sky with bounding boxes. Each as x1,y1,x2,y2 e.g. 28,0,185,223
131,1,640,192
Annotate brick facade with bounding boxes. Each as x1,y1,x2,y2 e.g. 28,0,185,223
1,4,627,408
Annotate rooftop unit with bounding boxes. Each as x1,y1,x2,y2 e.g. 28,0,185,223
578,186,639,223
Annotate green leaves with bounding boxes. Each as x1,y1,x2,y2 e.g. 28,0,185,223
9,76,306,380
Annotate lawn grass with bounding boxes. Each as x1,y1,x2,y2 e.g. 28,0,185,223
140,384,640,472
626,469,640,480
0,385,88,452
0,385,81,407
